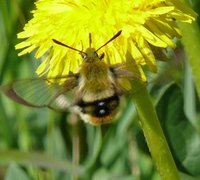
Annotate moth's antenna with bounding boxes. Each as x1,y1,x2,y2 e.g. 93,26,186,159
52,39,87,55
89,33,92,48
95,30,122,52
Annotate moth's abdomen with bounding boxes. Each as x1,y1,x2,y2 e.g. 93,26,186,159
76,95,119,125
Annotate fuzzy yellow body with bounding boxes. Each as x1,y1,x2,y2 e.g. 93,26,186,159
78,55,116,100
74,48,121,125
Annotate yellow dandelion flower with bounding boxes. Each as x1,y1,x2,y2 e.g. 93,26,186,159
15,0,196,80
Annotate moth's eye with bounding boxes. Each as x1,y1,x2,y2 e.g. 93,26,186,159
81,53,87,60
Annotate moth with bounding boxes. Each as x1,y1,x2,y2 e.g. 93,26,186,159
1,30,146,125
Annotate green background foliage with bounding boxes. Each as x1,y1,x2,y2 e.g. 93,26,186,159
0,0,200,179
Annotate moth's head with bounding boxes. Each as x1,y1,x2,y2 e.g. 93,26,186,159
80,47,104,62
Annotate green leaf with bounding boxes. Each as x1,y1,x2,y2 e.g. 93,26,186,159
5,163,29,180
178,9,200,97
180,172,200,180
156,83,200,176
0,150,82,174
92,168,135,180
183,61,196,125
84,126,102,170
100,128,127,166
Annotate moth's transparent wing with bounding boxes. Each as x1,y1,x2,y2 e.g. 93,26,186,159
1,75,78,111
110,63,147,82
111,60,171,96
110,62,148,92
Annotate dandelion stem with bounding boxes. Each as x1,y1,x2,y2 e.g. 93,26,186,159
132,82,180,180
